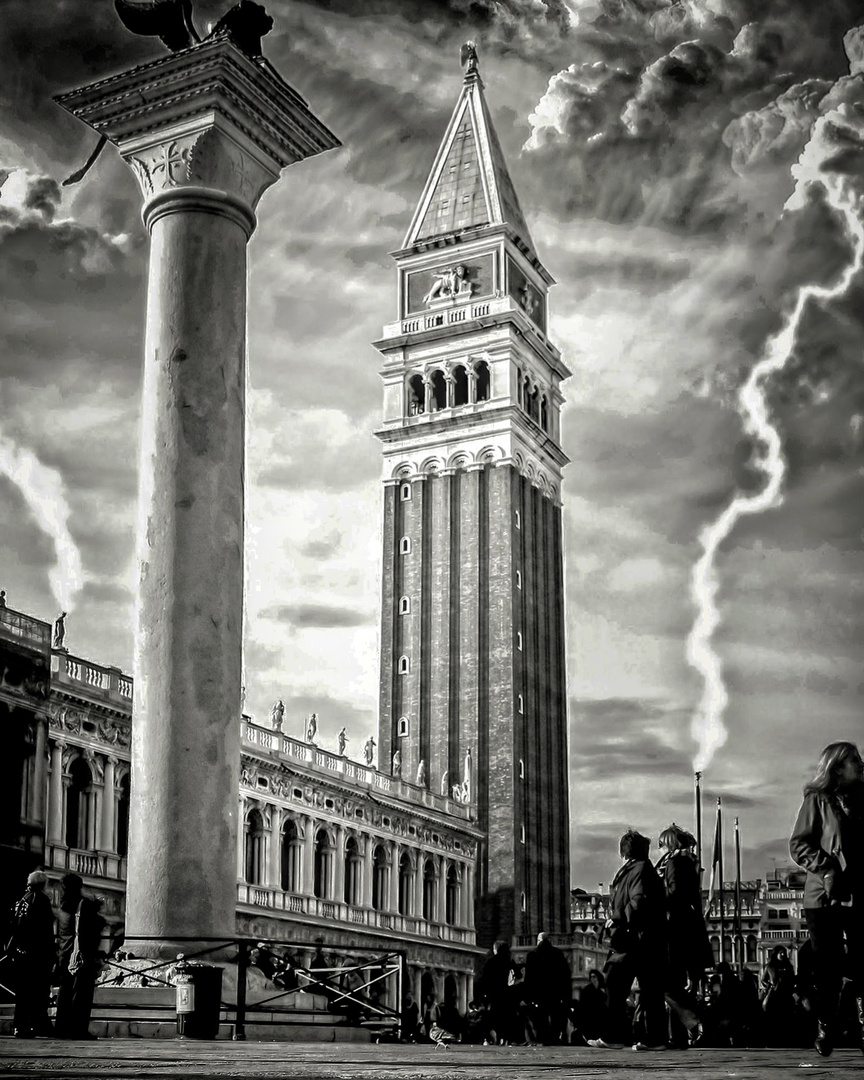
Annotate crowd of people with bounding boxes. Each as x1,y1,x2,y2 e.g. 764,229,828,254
3,741,860,1054
2,872,106,1040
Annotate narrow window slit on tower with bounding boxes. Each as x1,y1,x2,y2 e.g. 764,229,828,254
399,596,411,615
400,536,412,554
400,483,412,501
398,656,410,674
475,360,490,402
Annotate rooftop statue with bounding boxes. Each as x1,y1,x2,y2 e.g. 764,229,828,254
460,40,479,76
113,0,273,59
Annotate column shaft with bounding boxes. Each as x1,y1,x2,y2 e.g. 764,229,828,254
126,196,249,944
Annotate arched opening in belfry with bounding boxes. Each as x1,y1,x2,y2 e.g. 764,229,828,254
475,360,490,402
452,364,469,406
398,853,413,915
528,385,539,422
65,756,95,850
344,835,361,905
116,773,130,858
244,807,266,886
372,844,388,911
314,829,333,899
540,394,548,432
516,367,523,406
407,373,425,415
431,370,447,411
281,818,302,893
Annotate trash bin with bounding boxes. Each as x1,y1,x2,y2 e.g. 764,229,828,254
175,960,224,1039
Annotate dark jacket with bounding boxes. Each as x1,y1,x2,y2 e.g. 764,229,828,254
789,788,864,909
7,886,55,970
656,849,713,973
523,939,571,1006
608,858,666,954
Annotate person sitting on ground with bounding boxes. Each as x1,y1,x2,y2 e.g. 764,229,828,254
760,945,797,1047
575,968,608,1044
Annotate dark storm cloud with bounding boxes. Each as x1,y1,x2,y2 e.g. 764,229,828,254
0,182,145,385
21,177,61,222
570,696,692,779
261,603,372,628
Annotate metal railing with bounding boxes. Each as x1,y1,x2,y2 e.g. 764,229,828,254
96,935,407,1041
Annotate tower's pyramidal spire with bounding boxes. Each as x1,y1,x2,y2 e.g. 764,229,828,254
404,42,536,255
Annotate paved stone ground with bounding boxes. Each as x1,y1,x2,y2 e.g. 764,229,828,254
0,1040,862,1080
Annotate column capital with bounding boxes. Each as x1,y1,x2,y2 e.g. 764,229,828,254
55,37,340,223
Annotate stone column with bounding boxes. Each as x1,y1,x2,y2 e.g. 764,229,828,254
267,809,281,889
100,755,116,852
47,740,65,846
414,854,425,922
302,818,316,896
57,37,338,952
333,826,346,906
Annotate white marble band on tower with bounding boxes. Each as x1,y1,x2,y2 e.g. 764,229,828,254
56,35,339,952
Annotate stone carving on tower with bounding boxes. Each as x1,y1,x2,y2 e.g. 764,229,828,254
373,45,571,946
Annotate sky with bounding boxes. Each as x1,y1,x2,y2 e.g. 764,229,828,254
2,0,864,891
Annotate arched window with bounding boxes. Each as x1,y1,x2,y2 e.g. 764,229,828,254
746,935,757,963
399,596,410,615
520,824,526,844
407,373,425,416
397,716,409,738
281,819,302,893
398,655,410,675
400,536,411,555
540,394,549,432
398,853,413,915
116,773,130,858
244,808,266,886
475,360,490,402
400,483,411,501
372,845,388,911
517,694,524,714
65,756,95,850
520,891,526,913
516,569,522,589
445,864,460,925
516,367,523,406
422,859,437,922
452,365,469,407
515,509,521,530
523,375,531,412
344,836,361,906
516,631,523,651
431,370,447,411
518,759,525,779
314,829,333,899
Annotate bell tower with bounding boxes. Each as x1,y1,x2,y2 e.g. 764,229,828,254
373,46,571,944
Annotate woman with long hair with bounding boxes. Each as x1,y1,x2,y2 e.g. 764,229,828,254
655,823,713,1047
790,741,864,1057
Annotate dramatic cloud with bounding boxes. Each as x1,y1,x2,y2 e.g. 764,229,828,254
262,603,373,629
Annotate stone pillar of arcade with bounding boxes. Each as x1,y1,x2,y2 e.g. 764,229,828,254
57,33,339,955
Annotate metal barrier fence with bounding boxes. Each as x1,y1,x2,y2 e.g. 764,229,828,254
97,936,407,1040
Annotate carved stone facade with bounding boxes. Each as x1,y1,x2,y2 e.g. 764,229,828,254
1,605,482,1004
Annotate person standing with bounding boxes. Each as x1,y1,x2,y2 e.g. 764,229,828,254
54,873,106,1040
5,871,55,1038
760,945,796,1046
479,939,520,1044
655,823,712,1046
589,829,667,1051
523,932,571,1045
790,740,864,1057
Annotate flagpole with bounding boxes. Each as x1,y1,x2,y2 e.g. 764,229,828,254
695,771,703,886
734,816,743,974
717,798,725,966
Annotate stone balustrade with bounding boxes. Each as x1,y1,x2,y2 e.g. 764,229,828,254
51,652,133,709
235,884,474,944
45,843,126,883
241,721,471,818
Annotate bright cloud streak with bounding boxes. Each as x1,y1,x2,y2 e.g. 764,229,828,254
687,181,864,775
0,425,84,613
